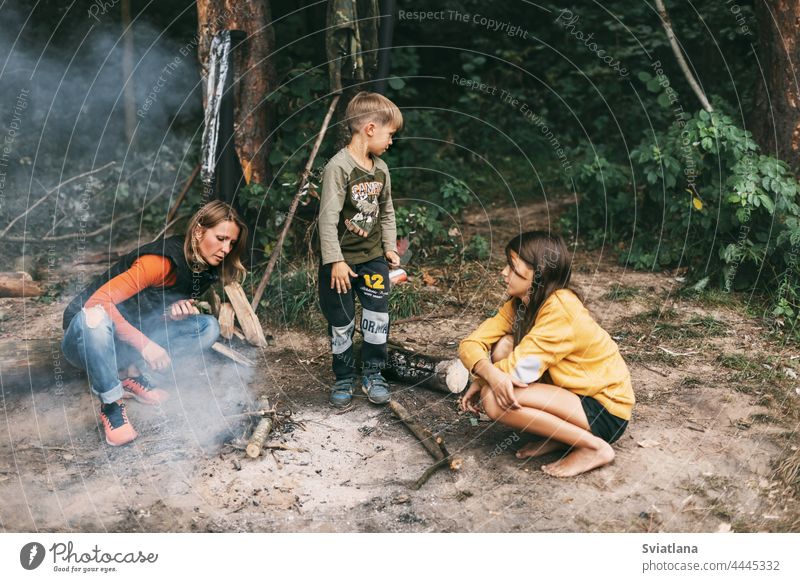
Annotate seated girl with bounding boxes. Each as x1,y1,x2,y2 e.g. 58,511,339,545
61,201,247,446
459,231,634,477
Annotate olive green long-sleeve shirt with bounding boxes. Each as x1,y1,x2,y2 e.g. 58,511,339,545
318,147,397,265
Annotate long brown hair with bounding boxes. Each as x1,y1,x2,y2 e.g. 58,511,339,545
184,201,248,284
505,231,581,346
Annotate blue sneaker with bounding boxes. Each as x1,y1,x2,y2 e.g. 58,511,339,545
362,373,391,404
329,377,355,408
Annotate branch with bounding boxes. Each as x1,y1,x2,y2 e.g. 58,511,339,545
1,184,168,243
166,163,200,224
654,0,713,112
1,161,116,238
151,213,187,242
250,94,341,310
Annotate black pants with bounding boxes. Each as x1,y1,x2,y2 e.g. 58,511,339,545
318,257,390,380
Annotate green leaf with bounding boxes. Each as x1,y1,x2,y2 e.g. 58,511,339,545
388,77,406,90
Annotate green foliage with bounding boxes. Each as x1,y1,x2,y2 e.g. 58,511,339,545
238,62,329,262
567,105,800,336
464,234,491,261
395,178,473,254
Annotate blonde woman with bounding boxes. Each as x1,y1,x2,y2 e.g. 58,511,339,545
61,201,248,446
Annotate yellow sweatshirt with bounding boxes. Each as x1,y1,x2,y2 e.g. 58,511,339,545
459,289,634,420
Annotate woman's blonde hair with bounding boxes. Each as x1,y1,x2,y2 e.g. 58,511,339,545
184,200,248,284
345,91,404,134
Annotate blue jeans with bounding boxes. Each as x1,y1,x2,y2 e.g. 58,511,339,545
61,305,220,404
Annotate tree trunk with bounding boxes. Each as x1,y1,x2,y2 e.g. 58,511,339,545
751,0,800,170
197,0,277,184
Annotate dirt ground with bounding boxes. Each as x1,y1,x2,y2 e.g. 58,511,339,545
1,200,798,533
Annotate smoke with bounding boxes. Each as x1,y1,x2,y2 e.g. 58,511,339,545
0,2,202,245
155,348,258,450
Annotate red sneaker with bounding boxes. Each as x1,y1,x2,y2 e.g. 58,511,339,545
122,375,169,405
99,401,137,446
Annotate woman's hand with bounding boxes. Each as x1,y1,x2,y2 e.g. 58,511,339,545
141,341,171,371
486,367,527,410
169,299,199,321
459,379,484,414
330,261,357,294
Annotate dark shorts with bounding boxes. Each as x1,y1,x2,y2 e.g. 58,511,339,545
579,396,628,444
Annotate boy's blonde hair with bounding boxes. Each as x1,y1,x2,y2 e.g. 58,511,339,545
345,91,404,134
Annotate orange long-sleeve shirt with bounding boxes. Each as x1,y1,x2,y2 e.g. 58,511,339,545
84,254,177,352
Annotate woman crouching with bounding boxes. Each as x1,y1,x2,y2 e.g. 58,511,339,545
459,231,634,477
61,201,247,446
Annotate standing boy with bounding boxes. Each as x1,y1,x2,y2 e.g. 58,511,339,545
318,91,403,407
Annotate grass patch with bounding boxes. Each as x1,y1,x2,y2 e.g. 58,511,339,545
259,266,325,331
775,445,800,494
717,352,751,370
652,315,727,339
625,350,680,367
749,412,783,425
626,307,680,324
602,285,640,301
680,376,702,388
389,280,425,320
686,315,728,335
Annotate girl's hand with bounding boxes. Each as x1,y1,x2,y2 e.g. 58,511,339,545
141,341,171,371
330,261,357,294
459,380,484,414
487,367,527,410
169,299,199,321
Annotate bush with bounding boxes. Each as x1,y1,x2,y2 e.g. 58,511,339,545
395,177,473,256
565,107,800,336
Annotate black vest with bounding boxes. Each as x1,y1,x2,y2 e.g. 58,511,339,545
62,236,218,331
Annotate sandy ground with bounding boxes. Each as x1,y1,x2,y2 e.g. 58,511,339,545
1,200,798,532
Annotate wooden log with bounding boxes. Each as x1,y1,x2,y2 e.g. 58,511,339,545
0,338,83,393
208,289,221,318
246,397,273,458
218,302,235,339
0,272,43,298
224,282,267,347
211,342,255,367
385,346,469,394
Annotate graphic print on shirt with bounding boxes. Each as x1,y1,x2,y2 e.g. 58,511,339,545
347,177,384,235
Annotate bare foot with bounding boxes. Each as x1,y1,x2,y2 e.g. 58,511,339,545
515,438,568,459
541,441,615,477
